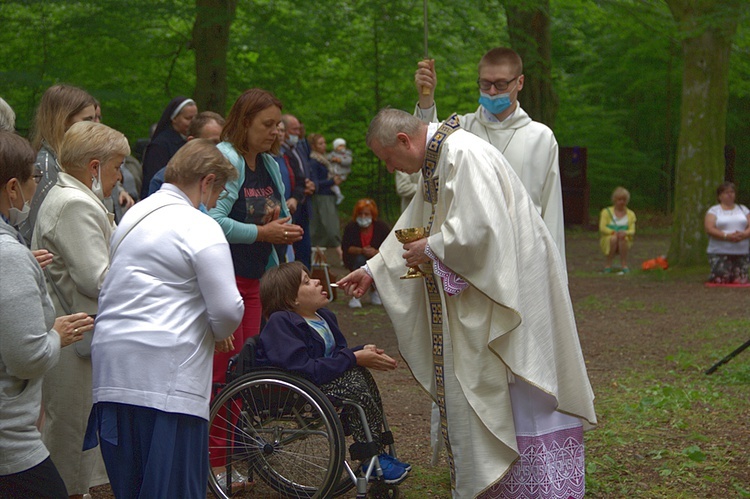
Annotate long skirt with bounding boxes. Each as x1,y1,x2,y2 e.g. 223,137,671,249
89,402,208,499
42,346,108,495
708,253,749,284
310,194,341,248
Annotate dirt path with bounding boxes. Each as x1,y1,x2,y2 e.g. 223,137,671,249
90,229,750,498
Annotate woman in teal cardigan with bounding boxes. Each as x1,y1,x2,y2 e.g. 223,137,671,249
599,186,636,273
208,88,304,488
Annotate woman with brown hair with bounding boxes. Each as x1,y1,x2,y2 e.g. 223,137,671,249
704,181,750,285
0,130,93,498
208,88,304,486
18,84,96,244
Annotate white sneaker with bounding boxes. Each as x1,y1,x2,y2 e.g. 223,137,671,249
348,297,362,308
370,290,382,306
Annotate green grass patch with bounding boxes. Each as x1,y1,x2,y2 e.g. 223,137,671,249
585,321,750,497
400,467,452,498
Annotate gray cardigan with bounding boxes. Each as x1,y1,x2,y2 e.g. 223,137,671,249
0,217,61,475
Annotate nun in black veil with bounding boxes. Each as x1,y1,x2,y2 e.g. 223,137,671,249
140,96,197,199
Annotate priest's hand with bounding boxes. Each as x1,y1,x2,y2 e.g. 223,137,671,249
403,237,430,268
337,268,373,299
415,59,436,109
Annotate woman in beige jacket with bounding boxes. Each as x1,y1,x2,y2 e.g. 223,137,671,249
32,121,129,499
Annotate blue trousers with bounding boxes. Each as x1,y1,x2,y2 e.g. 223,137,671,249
90,403,208,499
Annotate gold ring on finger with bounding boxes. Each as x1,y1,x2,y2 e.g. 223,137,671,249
74,328,79,334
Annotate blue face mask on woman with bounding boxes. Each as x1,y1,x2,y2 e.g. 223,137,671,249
478,91,513,115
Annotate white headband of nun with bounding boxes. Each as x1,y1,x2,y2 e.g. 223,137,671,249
170,99,196,120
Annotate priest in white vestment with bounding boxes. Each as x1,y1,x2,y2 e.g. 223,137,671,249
414,47,565,269
339,109,596,499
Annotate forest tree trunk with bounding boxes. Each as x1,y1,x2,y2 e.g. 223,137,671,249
505,0,557,128
192,0,237,114
665,0,739,266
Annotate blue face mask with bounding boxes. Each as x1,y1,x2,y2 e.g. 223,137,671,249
198,203,209,214
478,91,512,115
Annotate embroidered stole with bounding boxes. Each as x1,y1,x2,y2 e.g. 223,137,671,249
421,113,460,489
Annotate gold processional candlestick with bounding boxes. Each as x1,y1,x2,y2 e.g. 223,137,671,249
395,227,426,279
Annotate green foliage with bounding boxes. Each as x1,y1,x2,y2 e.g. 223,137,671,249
552,0,681,212
0,0,749,216
585,318,750,497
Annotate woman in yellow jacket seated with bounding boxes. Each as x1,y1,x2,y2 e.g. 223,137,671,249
599,186,636,274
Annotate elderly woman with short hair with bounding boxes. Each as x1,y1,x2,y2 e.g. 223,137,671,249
87,139,244,498
32,121,130,499
0,131,94,498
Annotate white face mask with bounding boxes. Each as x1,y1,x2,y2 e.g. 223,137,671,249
7,186,30,226
199,179,212,212
356,216,372,228
91,163,104,200
286,134,299,147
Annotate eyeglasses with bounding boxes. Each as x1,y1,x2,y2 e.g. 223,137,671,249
477,76,520,92
32,172,43,184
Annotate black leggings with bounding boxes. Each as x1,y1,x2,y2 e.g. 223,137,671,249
0,457,67,498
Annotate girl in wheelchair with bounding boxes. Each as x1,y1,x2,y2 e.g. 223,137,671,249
256,261,411,484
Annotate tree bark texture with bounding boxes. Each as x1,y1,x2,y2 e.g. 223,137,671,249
192,0,237,114
505,0,558,128
666,0,739,266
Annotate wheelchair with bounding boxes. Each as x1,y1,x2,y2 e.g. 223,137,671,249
207,337,405,498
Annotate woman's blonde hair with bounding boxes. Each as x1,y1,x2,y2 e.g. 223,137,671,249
611,186,630,204
164,139,238,186
31,84,96,154
58,121,130,173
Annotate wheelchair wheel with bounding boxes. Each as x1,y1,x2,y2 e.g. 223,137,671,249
208,369,347,498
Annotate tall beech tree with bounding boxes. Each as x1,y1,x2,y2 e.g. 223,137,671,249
505,0,558,128
665,0,741,266
192,0,237,114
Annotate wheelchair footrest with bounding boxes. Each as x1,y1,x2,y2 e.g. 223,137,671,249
349,441,379,462
380,431,394,445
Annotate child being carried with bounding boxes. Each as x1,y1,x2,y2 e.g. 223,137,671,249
327,138,352,205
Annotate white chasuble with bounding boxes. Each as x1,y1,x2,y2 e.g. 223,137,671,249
414,103,566,270
368,126,595,498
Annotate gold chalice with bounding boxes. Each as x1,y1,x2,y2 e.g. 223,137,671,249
395,227,426,279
